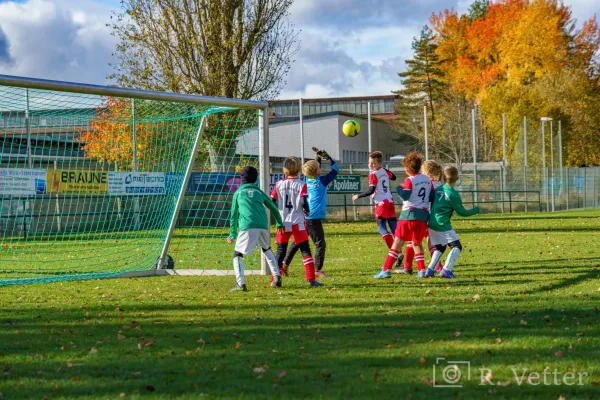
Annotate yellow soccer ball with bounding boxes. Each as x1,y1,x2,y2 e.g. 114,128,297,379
342,120,361,137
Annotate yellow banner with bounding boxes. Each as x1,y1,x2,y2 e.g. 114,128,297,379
46,170,108,194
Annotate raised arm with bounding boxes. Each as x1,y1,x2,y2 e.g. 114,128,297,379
450,191,480,217
320,159,340,187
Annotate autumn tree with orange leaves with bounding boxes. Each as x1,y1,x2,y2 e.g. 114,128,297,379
398,0,600,166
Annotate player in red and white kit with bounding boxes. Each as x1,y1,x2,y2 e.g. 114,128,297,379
272,156,323,287
375,152,435,279
352,151,398,249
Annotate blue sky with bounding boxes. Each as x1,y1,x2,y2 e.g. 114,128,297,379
0,0,598,100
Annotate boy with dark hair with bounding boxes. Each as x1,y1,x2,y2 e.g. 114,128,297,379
281,147,339,278
374,152,434,279
227,166,285,292
272,156,323,287
425,166,480,278
352,151,398,249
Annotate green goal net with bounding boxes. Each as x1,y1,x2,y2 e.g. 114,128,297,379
0,77,264,285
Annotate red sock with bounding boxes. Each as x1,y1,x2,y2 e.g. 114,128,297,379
404,244,414,270
415,253,425,271
303,256,316,282
383,249,400,271
382,233,394,249
429,246,443,270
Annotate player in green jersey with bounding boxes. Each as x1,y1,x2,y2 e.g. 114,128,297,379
425,166,480,278
227,166,285,291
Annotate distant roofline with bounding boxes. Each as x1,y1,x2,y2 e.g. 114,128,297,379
269,110,393,125
270,94,398,105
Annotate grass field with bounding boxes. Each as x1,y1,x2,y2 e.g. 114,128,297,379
1,209,600,399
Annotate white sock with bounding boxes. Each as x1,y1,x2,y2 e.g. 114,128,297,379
233,256,245,286
263,249,280,277
443,247,461,272
427,250,443,272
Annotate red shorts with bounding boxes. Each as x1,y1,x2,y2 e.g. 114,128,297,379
276,224,309,244
375,200,396,220
395,220,428,243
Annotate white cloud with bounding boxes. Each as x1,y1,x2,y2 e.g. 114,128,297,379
0,0,117,84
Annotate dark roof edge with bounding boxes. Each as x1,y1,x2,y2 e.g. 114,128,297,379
270,95,399,105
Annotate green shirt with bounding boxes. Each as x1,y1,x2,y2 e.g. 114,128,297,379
429,184,480,232
229,183,283,239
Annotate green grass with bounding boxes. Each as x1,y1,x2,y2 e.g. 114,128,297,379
1,210,600,399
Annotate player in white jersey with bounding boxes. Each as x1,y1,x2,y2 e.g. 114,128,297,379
374,152,435,279
398,160,444,273
271,156,323,287
352,151,397,249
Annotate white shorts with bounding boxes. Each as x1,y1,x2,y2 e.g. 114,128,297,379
235,229,272,255
428,229,459,246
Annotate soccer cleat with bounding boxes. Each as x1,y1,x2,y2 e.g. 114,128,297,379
230,283,248,292
394,253,405,268
280,266,289,277
315,270,326,278
308,280,324,287
394,268,413,275
374,269,392,279
440,269,457,279
271,276,282,288
424,268,436,278
416,270,426,278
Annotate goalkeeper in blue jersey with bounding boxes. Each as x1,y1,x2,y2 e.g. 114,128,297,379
281,147,339,278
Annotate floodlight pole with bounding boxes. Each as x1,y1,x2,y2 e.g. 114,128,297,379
157,116,207,269
423,105,428,159
299,98,305,165
523,116,528,211
550,120,555,212
472,108,477,205
541,117,552,211
558,120,563,196
502,113,507,213
368,101,372,153
259,108,270,275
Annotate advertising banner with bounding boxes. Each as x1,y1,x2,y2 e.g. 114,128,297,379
47,170,108,195
327,175,362,193
0,168,47,195
108,172,166,196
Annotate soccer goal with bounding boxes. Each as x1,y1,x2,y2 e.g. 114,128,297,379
0,75,270,285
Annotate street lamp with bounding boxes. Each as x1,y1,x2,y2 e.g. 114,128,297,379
541,117,553,211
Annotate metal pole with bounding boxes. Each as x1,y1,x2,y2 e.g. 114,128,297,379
259,109,270,275
565,167,569,210
299,98,304,165
25,89,32,168
368,101,372,153
502,113,507,213
132,99,140,229
472,108,477,205
558,120,563,197
542,121,547,211
0,74,268,110
423,105,428,159
550,120,555,212
157,117,207,269
524,116,528,211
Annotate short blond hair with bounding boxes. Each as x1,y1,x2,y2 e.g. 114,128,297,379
369,151,383,165
283,156,302,177
303,160,320,178
443,166,459,184
422,160,443,181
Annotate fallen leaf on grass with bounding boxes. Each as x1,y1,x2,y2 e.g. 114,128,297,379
144,341,154,347
235,342,241,351
555,351,564,357
278,370,287,379
385,343,395,348
253,367,266,373
117,333,126,339
72,376,80,381
453,331,461,337
419,357,425,364
120,393,126,398
495,338,502,344
89,348,97,354
66,362,73,368
520,320,528,326
473,294,481,301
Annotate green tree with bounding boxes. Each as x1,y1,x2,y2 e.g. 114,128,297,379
394,26,446,153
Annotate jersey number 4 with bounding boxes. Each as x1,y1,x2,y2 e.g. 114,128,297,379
284,194,294,212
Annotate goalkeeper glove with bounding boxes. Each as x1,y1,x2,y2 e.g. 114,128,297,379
312,147,331,161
